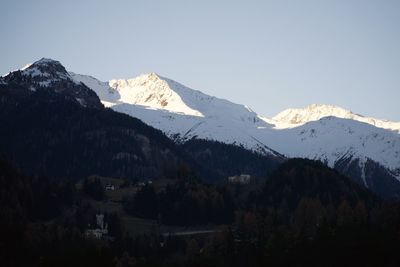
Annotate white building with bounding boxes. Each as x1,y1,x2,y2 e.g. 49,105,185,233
105,184,115,191
85,214,108,239
228,174,252,184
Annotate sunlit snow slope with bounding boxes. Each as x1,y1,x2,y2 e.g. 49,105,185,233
70,72,280,156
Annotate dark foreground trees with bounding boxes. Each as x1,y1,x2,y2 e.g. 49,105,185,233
1,158,400,266
124,181,235,225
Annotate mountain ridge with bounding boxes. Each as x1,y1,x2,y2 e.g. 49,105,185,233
3,58,400,198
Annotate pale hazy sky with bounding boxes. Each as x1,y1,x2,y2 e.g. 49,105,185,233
1,0,399,120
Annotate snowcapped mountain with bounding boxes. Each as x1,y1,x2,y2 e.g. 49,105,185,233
69,67,400,197
266,116,400,187
2,58,77,88
3,58,400,198
1,58,102,108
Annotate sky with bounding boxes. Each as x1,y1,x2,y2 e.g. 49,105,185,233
1,0,399,120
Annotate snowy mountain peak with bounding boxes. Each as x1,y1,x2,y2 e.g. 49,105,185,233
271,104,400,132
306,104,352,114
32,57,62,66
1,59,102,108
2,58,78,88
106,73,204,117
273,104,354,124
72,72,268,123
23,58,70,77
145,72,162,80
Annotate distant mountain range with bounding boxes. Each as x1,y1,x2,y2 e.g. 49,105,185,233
1,58,400,198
